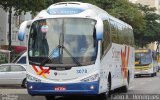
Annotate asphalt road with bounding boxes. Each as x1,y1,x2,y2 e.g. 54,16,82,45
1,72,160,100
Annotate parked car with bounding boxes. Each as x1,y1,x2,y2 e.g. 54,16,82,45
0,63,27,88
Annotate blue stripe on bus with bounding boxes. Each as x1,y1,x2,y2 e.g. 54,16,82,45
27,81,99,96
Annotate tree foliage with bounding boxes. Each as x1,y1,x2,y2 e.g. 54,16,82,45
0,0,46,14
135,4,160,47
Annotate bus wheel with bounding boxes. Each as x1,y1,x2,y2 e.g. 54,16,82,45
45,96,55,100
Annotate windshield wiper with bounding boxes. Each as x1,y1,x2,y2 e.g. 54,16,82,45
40,31,63,66
39,45,81,66
62,45,81,66
40,45,60,66
58,30,81,66
41,20,81,66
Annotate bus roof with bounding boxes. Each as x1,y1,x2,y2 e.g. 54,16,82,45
33,2,132,29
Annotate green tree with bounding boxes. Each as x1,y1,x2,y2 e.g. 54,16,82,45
136,4,160,48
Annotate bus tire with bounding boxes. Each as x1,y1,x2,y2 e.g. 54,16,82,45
45,96,55,100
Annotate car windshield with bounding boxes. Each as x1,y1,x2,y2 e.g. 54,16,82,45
135,51,152,66
28,18,98,67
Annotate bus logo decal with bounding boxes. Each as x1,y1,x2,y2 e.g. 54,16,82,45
32,65,50,78
121,46,130,78
76,69,87,74
54,72,58,76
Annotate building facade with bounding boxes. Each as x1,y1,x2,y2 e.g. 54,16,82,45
0,8,31,49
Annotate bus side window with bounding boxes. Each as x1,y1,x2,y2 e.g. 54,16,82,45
117,23,123,44
129,28,134,46
110,19,118,43
101,20,111,58
123,27,130,45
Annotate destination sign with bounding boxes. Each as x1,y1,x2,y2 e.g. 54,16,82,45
47,7,84,15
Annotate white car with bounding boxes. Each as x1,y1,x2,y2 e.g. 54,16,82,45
0,63,26,88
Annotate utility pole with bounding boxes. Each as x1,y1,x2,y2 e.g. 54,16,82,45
8,7,12,51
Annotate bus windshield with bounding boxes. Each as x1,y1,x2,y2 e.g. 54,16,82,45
28,18,97,67
135,51,152,66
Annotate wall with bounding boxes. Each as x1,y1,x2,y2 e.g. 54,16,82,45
0,8,7,47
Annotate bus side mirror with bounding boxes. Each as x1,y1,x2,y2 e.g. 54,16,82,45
18,21,31,41
95,18,103,40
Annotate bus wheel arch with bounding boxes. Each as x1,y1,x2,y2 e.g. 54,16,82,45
107,72,112,96
98,72,112,99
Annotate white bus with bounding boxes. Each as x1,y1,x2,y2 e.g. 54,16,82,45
18,2,135,100
135,49,157,77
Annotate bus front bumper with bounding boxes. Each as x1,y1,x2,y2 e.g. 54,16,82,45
27,81,99,96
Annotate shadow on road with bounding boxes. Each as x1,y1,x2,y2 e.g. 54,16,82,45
56,96,108,100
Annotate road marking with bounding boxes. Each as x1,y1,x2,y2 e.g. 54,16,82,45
0,89,27,94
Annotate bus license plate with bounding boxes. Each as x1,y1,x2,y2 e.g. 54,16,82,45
54,86,66,91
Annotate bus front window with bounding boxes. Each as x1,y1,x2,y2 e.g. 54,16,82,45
28,18,97,66
135,52,152,66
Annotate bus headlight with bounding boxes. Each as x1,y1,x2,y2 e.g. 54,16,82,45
81,74,99,82
27,74,41,82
